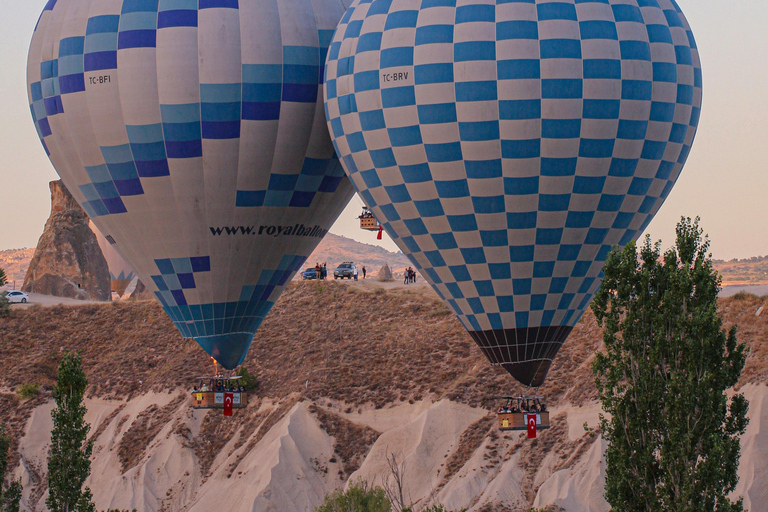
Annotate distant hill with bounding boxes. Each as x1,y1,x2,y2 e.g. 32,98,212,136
0,233,413,290
4,237,767,289
713,255,768,286
0,248,34,287
305,232,412,276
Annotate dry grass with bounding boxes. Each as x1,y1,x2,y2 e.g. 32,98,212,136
516,413,569,502
440,415,495,485
719,294,768,386
308,404,380,478
0,282,600,413
513,412,599,504
118,394,186,473
225,396,300,478
475,503,517,512
90,404,125,443
185,399,274,479
0,284,765,484
0,392,47,474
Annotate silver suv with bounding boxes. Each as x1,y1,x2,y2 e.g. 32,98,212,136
333,262,357,280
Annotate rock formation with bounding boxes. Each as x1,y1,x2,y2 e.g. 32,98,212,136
22,180,110,301
377,263,394,282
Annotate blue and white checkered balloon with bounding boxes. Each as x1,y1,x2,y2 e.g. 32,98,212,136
325,0,702,386
28,0,354,369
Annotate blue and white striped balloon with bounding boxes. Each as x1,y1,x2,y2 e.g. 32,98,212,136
28,0,354,369
325,0,702,386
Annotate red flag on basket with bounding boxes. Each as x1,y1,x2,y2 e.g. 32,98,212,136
223,392,234,416
527,414,537,439
377,225,383,240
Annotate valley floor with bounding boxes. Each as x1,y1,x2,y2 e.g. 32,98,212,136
2,284,768,511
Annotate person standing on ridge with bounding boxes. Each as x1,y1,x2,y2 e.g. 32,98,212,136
362,265,367,279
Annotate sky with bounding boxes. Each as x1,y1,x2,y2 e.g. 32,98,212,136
1,0,766,260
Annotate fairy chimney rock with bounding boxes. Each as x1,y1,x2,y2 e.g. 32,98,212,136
377,263,394,282
23,180,111,301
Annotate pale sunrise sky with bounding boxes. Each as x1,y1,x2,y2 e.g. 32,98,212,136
1,0,766,260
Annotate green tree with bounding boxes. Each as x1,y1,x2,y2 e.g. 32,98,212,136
47,352,95,512
0,425,22,512
592,217,749,512
316,481,391,512
0,268,9,319
0,292,9,319
236,366,259,391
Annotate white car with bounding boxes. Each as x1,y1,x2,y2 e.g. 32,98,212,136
4,290,29,303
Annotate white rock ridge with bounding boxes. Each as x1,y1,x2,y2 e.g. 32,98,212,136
14,387,768,512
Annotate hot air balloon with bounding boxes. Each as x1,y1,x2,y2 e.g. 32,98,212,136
90,220,136,297
28,0,354,369
325,0,701,387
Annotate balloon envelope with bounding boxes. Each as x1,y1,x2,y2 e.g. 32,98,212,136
29,0,354,368
325,0,701,386
90,220,136,297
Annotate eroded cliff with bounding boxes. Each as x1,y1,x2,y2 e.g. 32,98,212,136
2,283,767,511
22,181,109,301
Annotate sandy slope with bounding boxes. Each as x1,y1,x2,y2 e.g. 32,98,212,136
12,386,768,512
348,399,487,508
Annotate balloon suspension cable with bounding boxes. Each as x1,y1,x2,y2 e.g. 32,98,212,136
532,358,549,391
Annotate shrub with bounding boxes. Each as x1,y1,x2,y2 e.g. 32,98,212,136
316,481,390,512
0,292,10,319
0,424,22,512
236,366,260,392
731,291,758,301
412,507,466,512
17,382,40,399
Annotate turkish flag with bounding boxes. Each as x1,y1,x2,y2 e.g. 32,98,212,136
223,392,234,416
527,414,537,439
377,225,383,240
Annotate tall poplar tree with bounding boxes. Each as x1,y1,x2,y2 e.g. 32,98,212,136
47,352,95,512
0,425,22,512
592,217,749,512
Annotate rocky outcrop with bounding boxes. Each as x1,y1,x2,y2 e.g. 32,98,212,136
22,180,110,301
377,263,394,282
11,387,768,512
